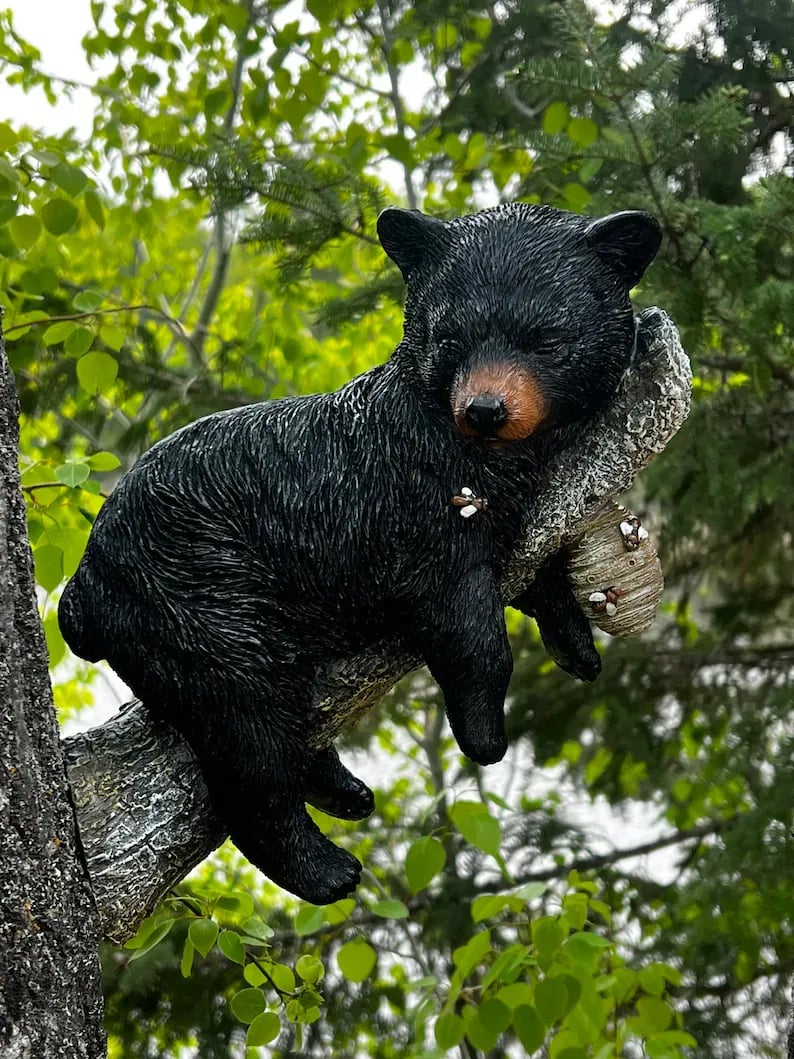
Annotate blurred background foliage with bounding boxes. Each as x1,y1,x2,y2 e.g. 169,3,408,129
1,0,793,1055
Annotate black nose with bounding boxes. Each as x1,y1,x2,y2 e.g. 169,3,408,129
464,394,508,435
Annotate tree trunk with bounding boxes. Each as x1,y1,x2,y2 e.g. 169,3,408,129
0,321,106,1057
64,307,692,943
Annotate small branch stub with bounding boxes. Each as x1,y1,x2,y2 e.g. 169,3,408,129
567,502,664,636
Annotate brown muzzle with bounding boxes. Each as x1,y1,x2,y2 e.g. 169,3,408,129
451,363,548,441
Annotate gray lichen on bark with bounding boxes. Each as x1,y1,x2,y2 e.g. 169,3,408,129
64,308,691,944
0,324,106,1058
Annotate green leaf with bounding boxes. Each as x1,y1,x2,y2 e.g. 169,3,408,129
43,613,66,667
543,101,569,134
64,327,94,357
497,983,533,1009
435,1012,465,1049
244,963,267,987
99,324,125,352
647,1030,697,1051
532,916,567,961
41,197,79,235
33,544,64,592
471,893,510,923
295,905,325,936
231,987,267,1024
32,148,61,167
452,929,491,978
562,892,589,930
324,899,355,925
246,1011,281,1046
51,162,89,196
307,0,334,22
639,965,667,997
515,882,547,902
567,116,598,146
9,214,41,250
513,1005,545,1052
565,931,611,968
241,916,274,941
405,835,445,892
636,996,673,1034
337,938,376,983
372,899,409,919
188,918,219,958
535,978,568,1026
84,189,105,229
180,939,195,978
554,974,582,1018
450,802,502,859
73,289,104,312
214,891,255,917
20,268,58,295
478,997,511,1034
562,183,591,213
49,526,88,577
43,321,78,346
55,462,90,488
482,943,529,990
0,199,18,226
269,963,295,993
295,954,324,984
217,929,246,965
76,351,118,394
87,451,121,471
0,122,18,150
128,920,174,960
464,1014,499,1053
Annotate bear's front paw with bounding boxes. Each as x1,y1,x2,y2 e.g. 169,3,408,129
448,706,508,766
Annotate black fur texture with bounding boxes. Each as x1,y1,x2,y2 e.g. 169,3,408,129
59,203,661,904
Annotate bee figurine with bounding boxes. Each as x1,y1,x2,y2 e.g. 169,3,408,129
451,487,489,519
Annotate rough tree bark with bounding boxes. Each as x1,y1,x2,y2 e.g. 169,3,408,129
0,321,105,1057
63,308,692,944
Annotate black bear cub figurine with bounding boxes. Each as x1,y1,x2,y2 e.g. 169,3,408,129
59,203,661,904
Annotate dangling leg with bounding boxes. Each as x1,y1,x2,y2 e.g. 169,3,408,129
511,553,601,682
194,683,362,904
304,746,375,821
111,639,362,905
406,566,513,766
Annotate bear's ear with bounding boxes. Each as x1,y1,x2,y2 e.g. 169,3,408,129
377,207,448,281
585,210,662,288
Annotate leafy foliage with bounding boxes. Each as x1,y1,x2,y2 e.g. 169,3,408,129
3,0,794,1055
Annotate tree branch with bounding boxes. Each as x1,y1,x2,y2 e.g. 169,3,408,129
63,309,691,942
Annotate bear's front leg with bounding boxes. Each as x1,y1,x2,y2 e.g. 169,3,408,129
409,566,513,766
511,553,601,682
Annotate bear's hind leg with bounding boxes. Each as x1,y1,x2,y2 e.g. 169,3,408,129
305,746,375,821
110,640,362,905
197,691,363,905
511,553,601,682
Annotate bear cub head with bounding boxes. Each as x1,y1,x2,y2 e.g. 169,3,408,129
377,203,661,446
